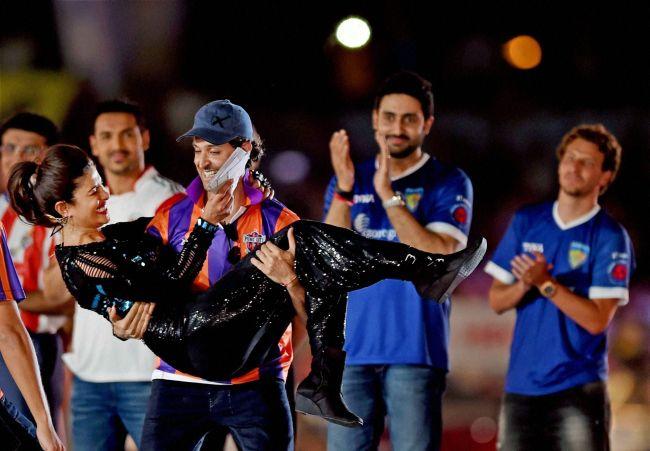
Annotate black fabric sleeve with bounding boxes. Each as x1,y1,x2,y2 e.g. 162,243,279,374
157,222,217,285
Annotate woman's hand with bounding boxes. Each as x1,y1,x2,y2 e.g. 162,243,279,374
201,179,233,224
251,228,298,287
108,302,155,340
36,421,65,451
36,423,65,451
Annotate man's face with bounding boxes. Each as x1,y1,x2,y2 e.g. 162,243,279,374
192,137,237,190
558,138,612,197
90,112,149,177
1,128,47,187
372,94,434,158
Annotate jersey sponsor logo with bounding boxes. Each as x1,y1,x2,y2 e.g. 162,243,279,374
522,242,544,253
451,204,468,225
404,188,424,212
243,230,266,254
353,213,370,232
359,228,398,240
568,241,590,269
608,260,628,283
353,194,375,204
455,194,471,206
352,213,397,240
611,252,629,260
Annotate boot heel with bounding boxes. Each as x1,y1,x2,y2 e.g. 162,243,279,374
295,392,364,427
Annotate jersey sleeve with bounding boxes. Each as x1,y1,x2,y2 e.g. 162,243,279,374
421,170,473,247
484,212,523,285
0,224,26,302
147,202,176,245
322,175,338,221
274,208,300,233
588,224,634,305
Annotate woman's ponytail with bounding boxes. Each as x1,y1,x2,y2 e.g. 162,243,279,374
7,161,54,227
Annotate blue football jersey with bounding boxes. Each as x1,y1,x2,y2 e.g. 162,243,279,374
324,154,473,368
485,201,634,395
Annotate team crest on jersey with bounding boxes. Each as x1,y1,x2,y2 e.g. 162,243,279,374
568,241,590,269
243,230,266,254
404,188,424,212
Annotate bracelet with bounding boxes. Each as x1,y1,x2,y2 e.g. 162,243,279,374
333,192,353,206
334,183,354,202
196,217,220,233
281,274,299,288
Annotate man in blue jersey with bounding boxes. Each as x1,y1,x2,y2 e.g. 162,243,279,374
484,124,634,450
325,71,474,450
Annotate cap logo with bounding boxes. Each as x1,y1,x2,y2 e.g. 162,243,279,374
211,114,230,128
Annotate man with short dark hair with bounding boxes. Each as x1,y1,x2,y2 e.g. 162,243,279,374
0,112,69,437
485,124,634,450
325,72,475,450
135,100,301,451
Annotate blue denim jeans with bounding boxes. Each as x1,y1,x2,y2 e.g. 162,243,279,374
141,378,293,451
71,376,151,451
498,381,610,451
0,332,63,428
327,365,446,451
0,395,40,450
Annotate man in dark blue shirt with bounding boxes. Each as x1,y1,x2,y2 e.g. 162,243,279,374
325,71,474,451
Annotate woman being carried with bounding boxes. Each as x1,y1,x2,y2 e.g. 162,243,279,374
9,145,486,427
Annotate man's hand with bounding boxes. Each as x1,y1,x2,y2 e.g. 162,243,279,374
511,252,553,288
202,180,233,224
329,130,355,191
251,228,298,286
373,133,394,201
36,421,65,451
108,302,155,340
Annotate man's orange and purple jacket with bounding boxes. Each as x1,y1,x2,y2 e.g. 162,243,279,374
147,176,299,385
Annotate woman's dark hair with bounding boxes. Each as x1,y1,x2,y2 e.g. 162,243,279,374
9,145,93,227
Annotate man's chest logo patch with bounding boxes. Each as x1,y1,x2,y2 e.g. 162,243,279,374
404,188,424,212
568,241,590,269
243,230,266,254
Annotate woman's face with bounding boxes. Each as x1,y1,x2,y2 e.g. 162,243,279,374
66,166,111,229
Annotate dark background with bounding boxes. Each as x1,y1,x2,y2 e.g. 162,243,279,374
2,2,649,449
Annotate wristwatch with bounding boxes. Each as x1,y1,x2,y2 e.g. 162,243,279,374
382,193,406,209
539,279,558,298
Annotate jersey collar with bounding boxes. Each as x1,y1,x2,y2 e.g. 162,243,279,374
374,153,430,181
552,201,601,230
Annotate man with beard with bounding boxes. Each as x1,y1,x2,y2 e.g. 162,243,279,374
485,124,634,450
324,71,474,450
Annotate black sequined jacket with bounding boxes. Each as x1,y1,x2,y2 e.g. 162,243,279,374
55,217,216,320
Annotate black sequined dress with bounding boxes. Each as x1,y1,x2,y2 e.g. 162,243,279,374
56,218,452,382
